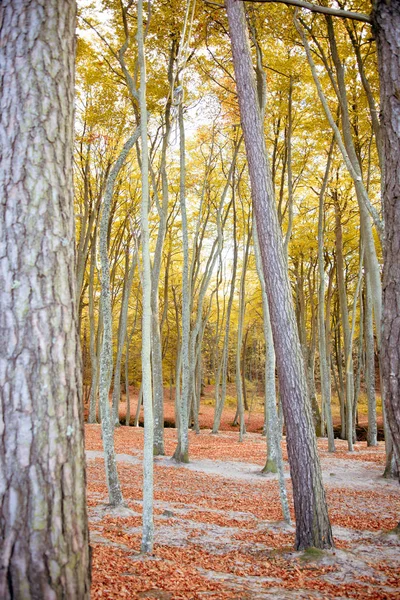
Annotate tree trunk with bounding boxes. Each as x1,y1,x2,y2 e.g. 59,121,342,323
88,229,99,423
138,0,154,553
0,1,91,595
99,128,139,505
112,243,137,425
225,0,333,550
173,102,190,463
374,0,400,485
151,42,176,457
317,141,335,451
235,226,251,440
365,273,377,446
212,191,238,433
334,198,355,451
254,223,290,523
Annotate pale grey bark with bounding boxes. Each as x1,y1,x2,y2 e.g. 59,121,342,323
254,223,277,471
0,0,90,595
244,0,371,24
76,164,103,312
138,0,154,553
213,206,237,433
125,336,131,425
99,128,139,506
283,76,294,256
235,225,251,440
151,42,176,456
254,223,290,523
88,229,99,423
317,141,335,452
347,246,364,445
225,0,332,550
173,103,190,463
343,22,383,177
365,273,377,446
112,241,138,425
295,17,384,346
172,285,182,431
334,198,355,451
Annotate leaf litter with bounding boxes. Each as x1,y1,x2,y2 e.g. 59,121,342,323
86,420,400,599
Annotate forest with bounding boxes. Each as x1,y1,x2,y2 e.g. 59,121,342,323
0,0,400,598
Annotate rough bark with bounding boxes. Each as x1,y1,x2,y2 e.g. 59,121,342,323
225,0,333,550
0,1,91,596
374,0,400,478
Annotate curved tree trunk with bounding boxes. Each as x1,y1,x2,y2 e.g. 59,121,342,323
0,1,91,595
99,129,139,506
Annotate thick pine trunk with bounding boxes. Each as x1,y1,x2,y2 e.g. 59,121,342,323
375,0,400,478
0,0,90,596
225,0,333,550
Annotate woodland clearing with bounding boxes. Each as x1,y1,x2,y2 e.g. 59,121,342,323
86,396,400,599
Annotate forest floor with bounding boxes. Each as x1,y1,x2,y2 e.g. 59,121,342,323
85,394,400,599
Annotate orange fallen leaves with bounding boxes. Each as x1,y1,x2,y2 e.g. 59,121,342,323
86,417,400,599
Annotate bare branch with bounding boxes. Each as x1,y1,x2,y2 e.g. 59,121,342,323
239,0,372,24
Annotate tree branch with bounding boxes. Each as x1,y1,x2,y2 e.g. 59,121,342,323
239,0,372,24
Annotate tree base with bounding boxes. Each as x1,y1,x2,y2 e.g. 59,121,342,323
153,445,165,457
172,447,189,463
262,459,278,474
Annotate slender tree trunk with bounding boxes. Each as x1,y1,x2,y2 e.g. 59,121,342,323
254,223,290,523
125,336,131,426
213,194,238,433
173,103,190,463
365,273,378,446
99,128,139,505
318,141,335,451
254,222,278,472
138,0,154,553
112,244,137,425
0,1,91,595
236,226,251,440
283,76,294,256
334,198,354,451
151,42,176,456
88,229,99,423
134,385,143,427
225,0,332,550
